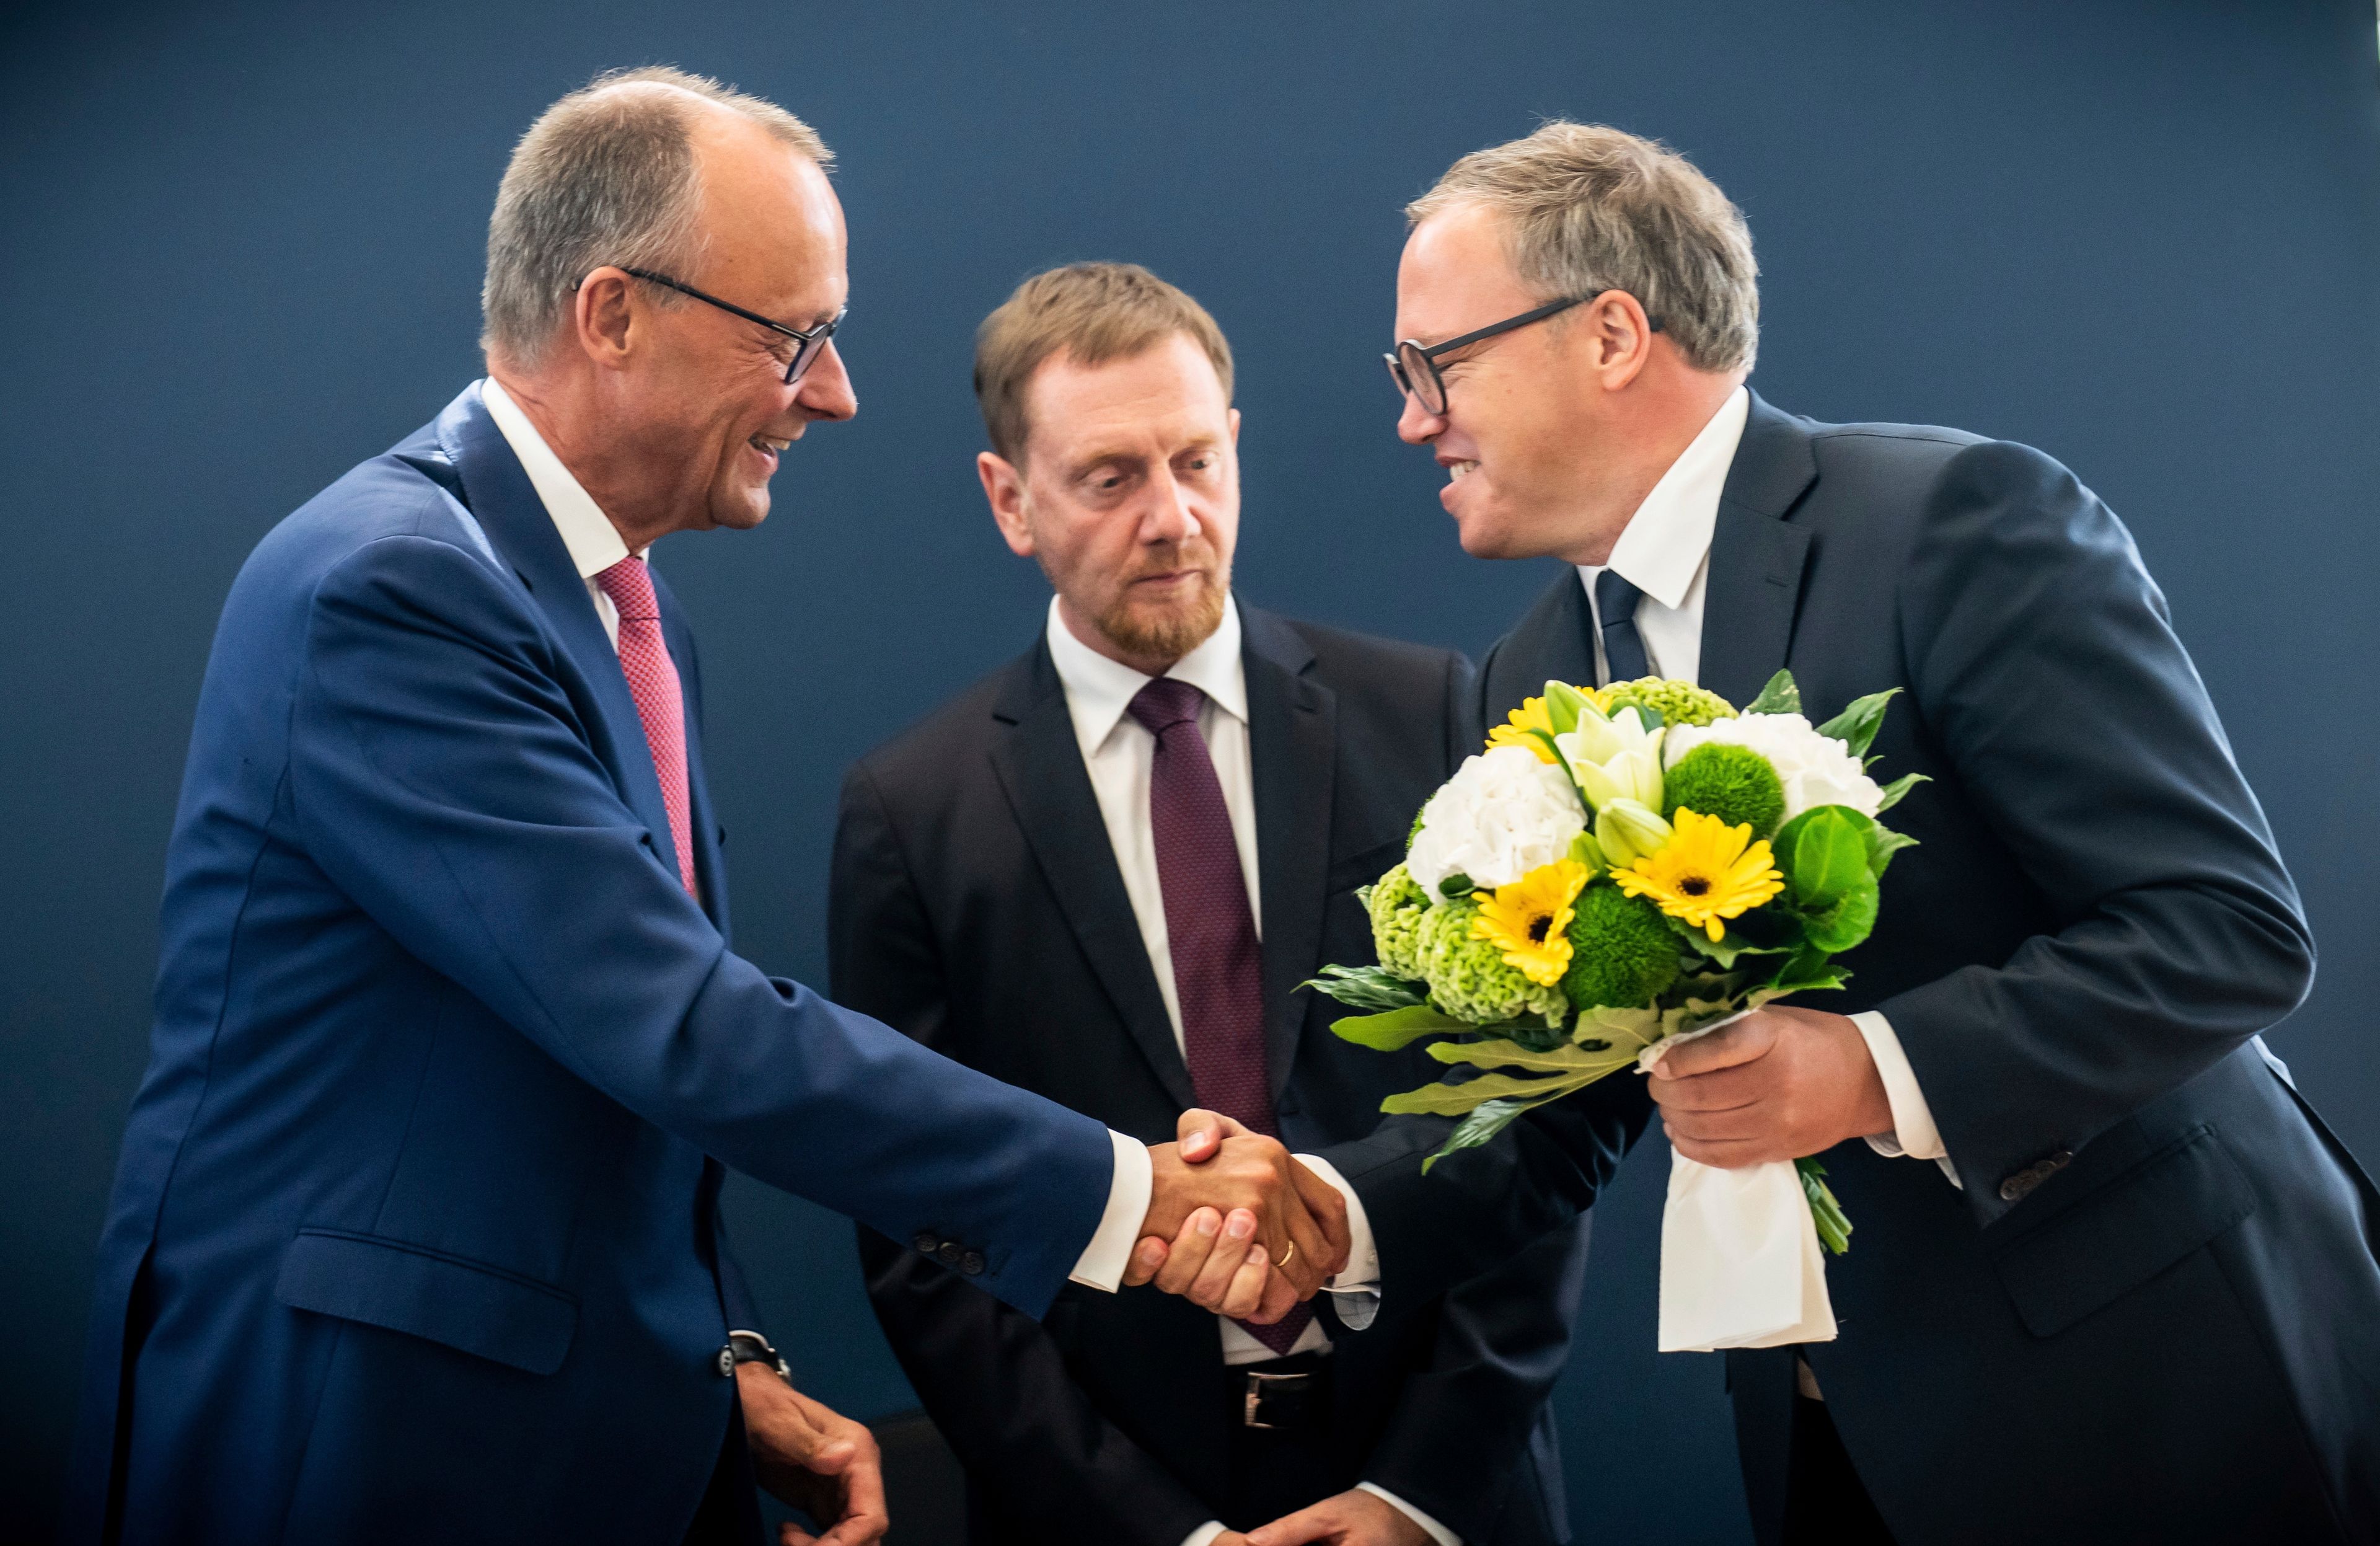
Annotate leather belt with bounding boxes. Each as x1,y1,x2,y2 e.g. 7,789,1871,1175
1239,1351,1330,1430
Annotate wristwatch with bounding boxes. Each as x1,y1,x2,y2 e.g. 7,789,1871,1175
726,1330,790,1380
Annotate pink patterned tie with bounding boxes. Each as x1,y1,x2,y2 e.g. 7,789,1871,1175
594,556,697,899
1129,678,1313,1355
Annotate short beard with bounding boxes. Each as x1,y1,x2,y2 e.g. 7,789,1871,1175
1095,565,1228,665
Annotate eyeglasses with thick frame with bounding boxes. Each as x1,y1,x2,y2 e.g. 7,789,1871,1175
618,267,845,386
1384,291,1660,416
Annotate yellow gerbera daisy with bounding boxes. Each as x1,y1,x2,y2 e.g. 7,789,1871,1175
1611,808,1785,941
1473,859,1590,986
1484,696,1560,763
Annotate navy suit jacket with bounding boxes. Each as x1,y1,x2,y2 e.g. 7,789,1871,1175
1330,394,2380,1544
63,384,1117,1545
837,610,1587,1544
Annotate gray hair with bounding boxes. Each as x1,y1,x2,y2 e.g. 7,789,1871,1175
481,66,832,366
1408,121,1758,373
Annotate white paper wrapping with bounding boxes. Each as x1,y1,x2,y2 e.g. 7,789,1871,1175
1640,1014,1839,1352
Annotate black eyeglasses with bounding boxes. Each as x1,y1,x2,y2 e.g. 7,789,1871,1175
1385,292,1659,415
620,267,844,386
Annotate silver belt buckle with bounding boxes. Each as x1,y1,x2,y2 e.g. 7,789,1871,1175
1243,1369,1306,1429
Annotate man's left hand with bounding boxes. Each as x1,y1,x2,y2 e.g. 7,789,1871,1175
735,1362,888,1546
1246,1488,1433,1546
1649,1005,1894,1168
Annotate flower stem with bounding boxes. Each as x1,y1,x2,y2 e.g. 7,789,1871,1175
1796,1156,1853,1256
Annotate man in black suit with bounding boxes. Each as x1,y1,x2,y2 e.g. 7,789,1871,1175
1163,125,2380,1546
834,263,1590,1545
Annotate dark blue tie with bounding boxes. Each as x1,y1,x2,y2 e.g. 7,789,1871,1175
1593,569,1650,686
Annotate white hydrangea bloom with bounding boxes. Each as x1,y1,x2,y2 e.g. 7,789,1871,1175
1406,745,1587,895
1665,713,1884,821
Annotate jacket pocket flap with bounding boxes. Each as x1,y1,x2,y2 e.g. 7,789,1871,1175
1989,1126,2253,1338
276,1229,578,1375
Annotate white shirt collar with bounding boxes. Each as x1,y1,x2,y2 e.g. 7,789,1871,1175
1044,592,1248,754
1587,384,1750,609
480,377,645,576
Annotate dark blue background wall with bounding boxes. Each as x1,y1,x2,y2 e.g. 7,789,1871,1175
6,2,2376,1540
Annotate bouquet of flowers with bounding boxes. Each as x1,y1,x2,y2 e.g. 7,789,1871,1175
1308,669,1922,1345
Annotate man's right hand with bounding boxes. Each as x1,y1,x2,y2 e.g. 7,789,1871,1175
1127,1110,1349,1319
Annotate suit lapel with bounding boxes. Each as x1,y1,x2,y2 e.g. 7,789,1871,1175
1698,392,1818,708
1241,607,1334,1103
986,644,1197,1109
1483,569,1596,723
438,384,690,896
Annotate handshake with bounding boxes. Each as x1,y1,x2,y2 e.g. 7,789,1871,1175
1127,1111,1354,1322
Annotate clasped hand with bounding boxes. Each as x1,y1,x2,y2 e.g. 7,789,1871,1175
1130,1111,1351,1320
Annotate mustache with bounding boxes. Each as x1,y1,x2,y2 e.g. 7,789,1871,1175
1118,541,1219,583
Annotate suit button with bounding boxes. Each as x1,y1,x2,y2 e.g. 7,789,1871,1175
913,1232,940,1255
716,1345,736,1377
937,1242,964,1267
959,1252,986,1276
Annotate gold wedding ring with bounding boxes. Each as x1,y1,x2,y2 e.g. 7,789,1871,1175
1273,1242,1297,1268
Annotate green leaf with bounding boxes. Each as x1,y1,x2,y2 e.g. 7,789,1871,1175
1873,772,1928,814
1774,806,1874,912
1815,689,1901,758
1797,877,1879,953
1744,669,1801,717
1761,945,1847,998
1330,1004,1470,1051
1380,1069,1593,1116
1543,681,1593,736
1301,964,1427,1012
1862,822,1919,878
1428,1036,1642,1079
1421,1097,1533,1173
1437,873,1474,900
1497,1018,1572,1053
1668,913,1788,969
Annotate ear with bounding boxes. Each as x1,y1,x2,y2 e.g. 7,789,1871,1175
1227,406,1241,445
1580,290,1659,392
573,267,638,370
979,450,1035,557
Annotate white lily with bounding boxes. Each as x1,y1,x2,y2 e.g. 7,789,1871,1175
1555,706,1667,814
1595,797,1675,868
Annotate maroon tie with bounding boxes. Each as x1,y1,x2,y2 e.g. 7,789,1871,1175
594,556,698,899
1129,678,1313,1354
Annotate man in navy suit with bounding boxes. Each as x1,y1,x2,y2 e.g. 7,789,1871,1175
1159,124,2380,1545
63,68,1344,1546
840,263,1587,1545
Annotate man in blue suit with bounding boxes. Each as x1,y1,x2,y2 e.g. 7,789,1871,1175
63,68,1346,1546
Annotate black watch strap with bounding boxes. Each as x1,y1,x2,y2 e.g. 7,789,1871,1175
726,1330,790,1380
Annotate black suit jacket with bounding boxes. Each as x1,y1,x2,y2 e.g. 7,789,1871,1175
834,603,1587,1544
1332,393,2380,1545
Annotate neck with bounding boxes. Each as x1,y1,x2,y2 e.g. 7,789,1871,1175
488,358,686,552
1554,369,1744,568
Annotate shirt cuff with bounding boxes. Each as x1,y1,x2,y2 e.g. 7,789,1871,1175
1068,1131,1152,1292
1180,1526,1228,1546
1358,1483,1463,1546
1292,1152,1381,1330
1850,1010,1961,1188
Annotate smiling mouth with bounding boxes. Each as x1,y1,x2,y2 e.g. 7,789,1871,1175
748,433,790,458
1445,460,1479,482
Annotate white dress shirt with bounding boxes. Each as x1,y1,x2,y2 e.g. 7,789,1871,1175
478,381,1162,1296
1043,596,1457,1546
1576,384,1952,1181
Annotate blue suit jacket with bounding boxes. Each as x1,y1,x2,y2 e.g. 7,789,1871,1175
63,384,1116,1545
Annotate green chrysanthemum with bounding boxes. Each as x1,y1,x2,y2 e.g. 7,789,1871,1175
1664,742,1787,837
1365,864,1430,980
1561,884,1683,1010
1602,678,1737,729
1417,897,1567,1025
